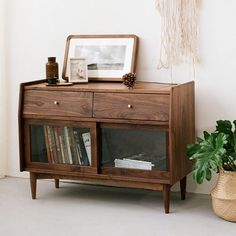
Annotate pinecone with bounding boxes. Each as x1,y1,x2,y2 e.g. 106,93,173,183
122,73,136,89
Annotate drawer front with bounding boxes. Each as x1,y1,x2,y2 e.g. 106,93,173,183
93,93,169,121
23,90,93,117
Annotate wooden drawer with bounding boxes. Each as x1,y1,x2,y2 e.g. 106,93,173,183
93,93,169,121
23,90,93,117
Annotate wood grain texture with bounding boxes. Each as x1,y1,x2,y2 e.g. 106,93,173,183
180,176,187,200
23,90,93,117
24,81,175,94
26,169,165,191
24,118,96,128
163,184,170,213
55,179,59,189
93,93,170,121
90,123,99,169
19,80,195,213
99,122,168,131
24,167,168,185
19,80,45,171
101,167,170,184
22,114,169,126
30,172,37,199
24,123,31,164
169,81,195,185
26,162,97,174
18,83,25,171
35,173,164,191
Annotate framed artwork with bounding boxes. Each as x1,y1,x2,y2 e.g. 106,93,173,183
62,34,139,81
69,58,88,83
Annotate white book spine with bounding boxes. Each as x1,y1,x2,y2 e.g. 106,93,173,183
114,159,154,170
82,132,91,165
64,127,73,164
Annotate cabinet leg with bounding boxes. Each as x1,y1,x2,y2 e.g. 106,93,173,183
163,184,170,214
55,179,59,189
180,176,187,200
30,172,37,199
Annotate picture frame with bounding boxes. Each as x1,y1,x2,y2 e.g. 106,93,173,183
69,58,88,83
62,34,139,82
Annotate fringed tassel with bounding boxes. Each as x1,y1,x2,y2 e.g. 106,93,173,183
155,0,201,69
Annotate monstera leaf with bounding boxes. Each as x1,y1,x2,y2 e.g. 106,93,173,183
216,120,234,152
187,132,227,184
216,120,236,169
187,120,236,184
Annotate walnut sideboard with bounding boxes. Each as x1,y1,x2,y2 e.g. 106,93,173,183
18,80,195,213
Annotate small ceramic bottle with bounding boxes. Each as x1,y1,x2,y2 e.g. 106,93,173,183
46,57,59,84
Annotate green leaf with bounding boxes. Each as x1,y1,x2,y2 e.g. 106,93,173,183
209,160,218,171
187,120,236,183
203,131,210,139
216,120,232,134
206,169,212,181
187,143,201,158
187,132,227,184
196,137,203,143
196,168,205,184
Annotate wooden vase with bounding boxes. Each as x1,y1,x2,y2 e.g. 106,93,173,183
211,169,236,222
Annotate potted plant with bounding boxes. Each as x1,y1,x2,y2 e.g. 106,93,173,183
187,120,236,222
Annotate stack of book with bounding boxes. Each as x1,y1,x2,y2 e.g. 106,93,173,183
114,159,154,170
43,125,91,166
114,153,166,171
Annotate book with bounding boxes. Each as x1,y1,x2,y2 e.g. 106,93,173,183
58,135,65,164
114,153,152,170
73,128,90,166
114,158,154,170
64,127,73,164
53,126,63,164
43,126,52,163
58,127,68,164
46,125,57,164
68,127,80,165
82,132,91,166
49,126,58,164
114,153,166,171
124,153,166,170
73,129,84,165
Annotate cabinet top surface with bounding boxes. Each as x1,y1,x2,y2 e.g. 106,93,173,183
24,81,187,94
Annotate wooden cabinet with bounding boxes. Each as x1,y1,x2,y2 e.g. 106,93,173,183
19,80,195,213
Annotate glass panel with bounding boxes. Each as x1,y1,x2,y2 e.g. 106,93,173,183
101,128,167,171
30,125,48,163
30,125,91,166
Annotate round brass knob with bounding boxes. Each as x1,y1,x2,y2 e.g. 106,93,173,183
127,104,132,109
54,101,59,105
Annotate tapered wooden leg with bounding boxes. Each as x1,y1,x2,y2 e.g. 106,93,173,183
180,176,187,200
30,172,37,199
163,184,170,214
55,179,59,189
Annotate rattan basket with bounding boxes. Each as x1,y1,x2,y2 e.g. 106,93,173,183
211,169,236,222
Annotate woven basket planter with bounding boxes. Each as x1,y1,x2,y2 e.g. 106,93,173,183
211,169,236,222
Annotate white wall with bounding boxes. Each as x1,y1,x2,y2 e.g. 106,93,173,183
4,0,236,193
0,0,7,177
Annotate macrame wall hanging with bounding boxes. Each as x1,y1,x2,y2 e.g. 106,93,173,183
155,0,201,72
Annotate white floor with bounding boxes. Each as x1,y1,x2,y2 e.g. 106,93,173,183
0,177,235,236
